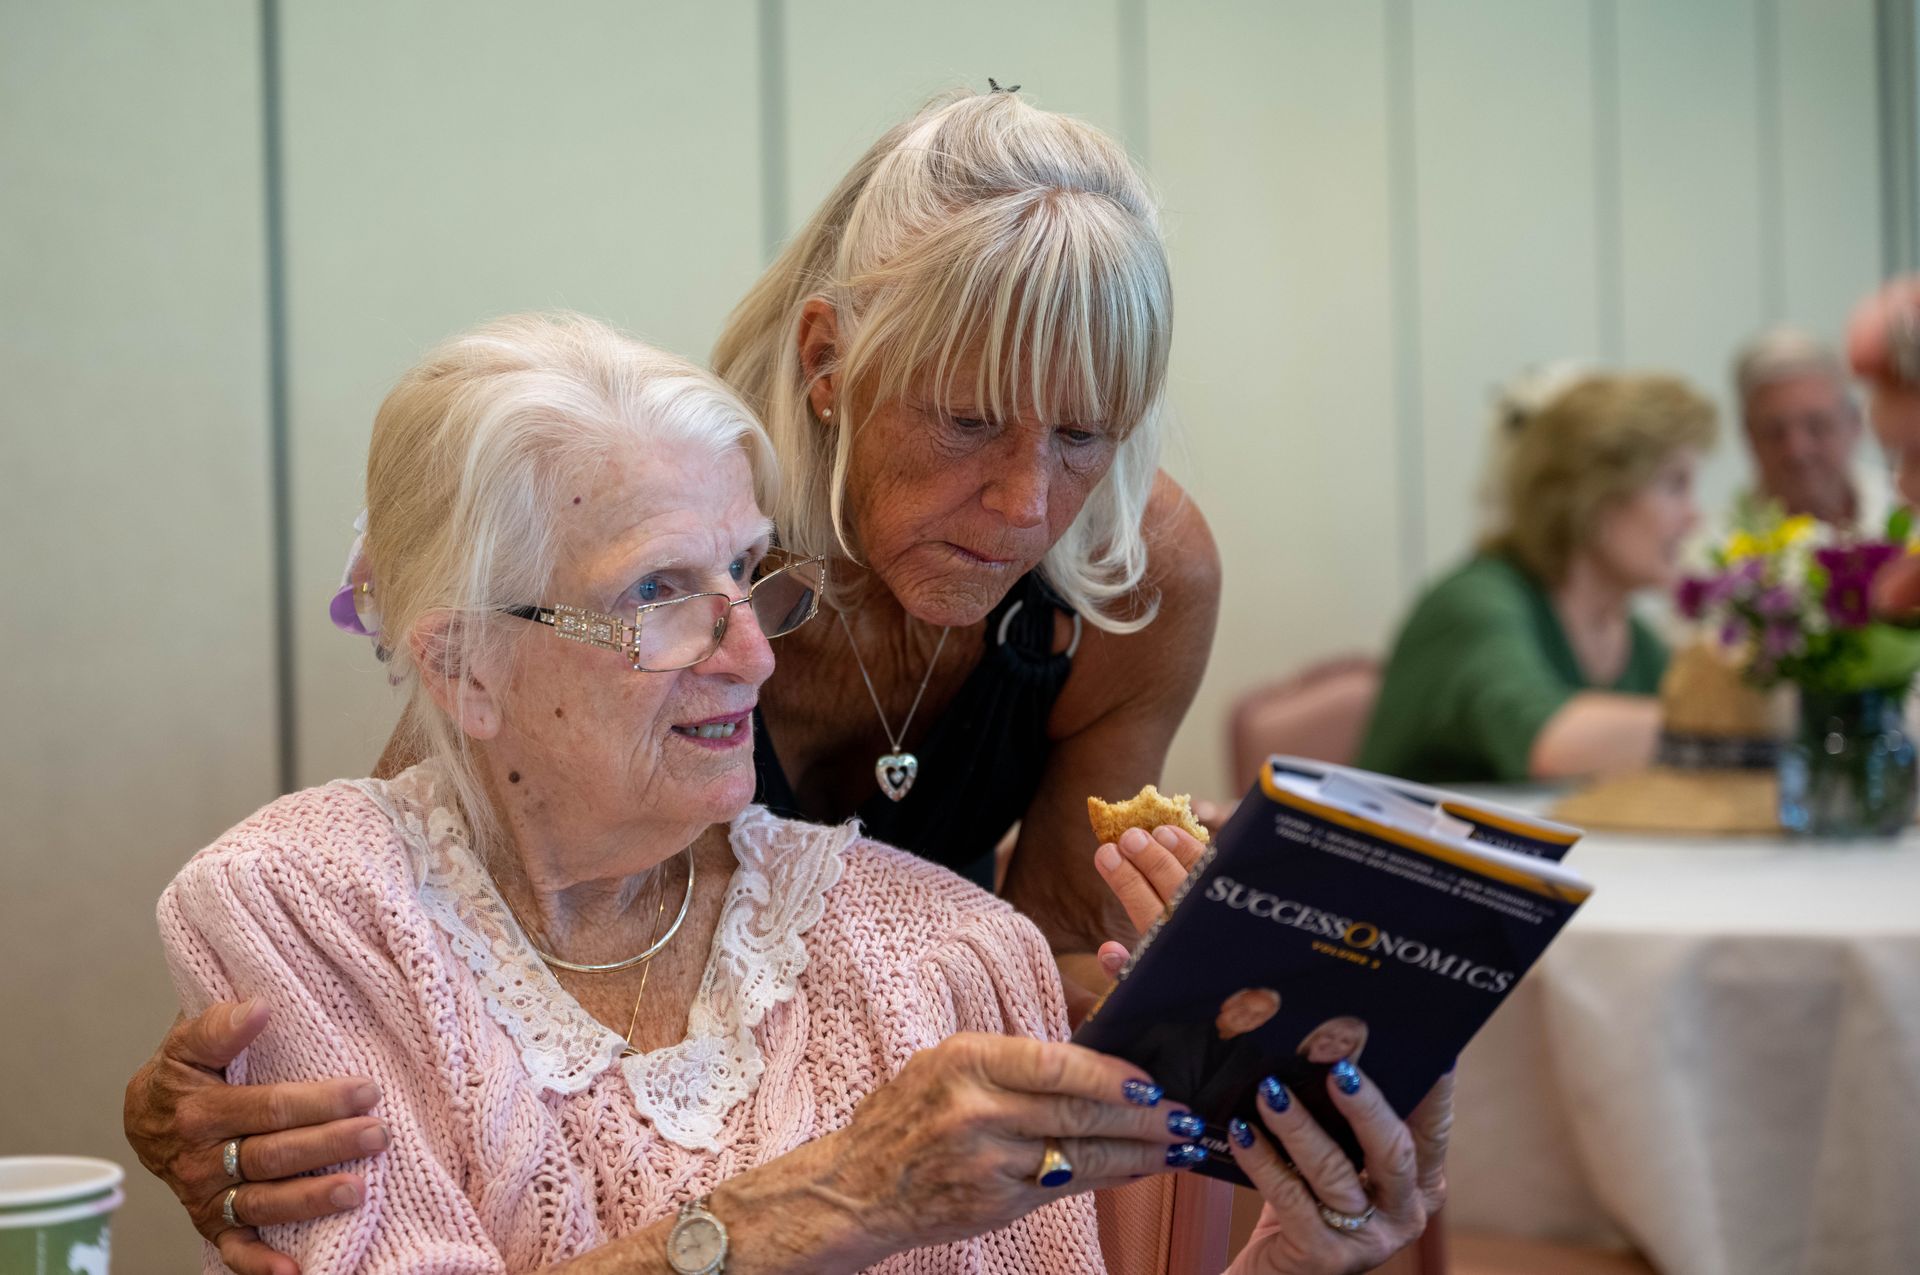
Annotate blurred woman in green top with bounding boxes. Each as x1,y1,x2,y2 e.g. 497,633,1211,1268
1359,369,1718,784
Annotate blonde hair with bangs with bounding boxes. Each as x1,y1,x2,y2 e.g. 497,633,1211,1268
711,89,1172,632
1483,371,1718,586
365,312,775,858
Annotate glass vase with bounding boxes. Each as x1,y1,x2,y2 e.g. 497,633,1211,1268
1777,685,1918,837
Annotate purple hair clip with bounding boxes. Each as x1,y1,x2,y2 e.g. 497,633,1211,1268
329,582,374,636
330,509,373,635
329,510,384,655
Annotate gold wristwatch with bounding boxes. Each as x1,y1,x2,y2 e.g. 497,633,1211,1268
666,1192,728,1274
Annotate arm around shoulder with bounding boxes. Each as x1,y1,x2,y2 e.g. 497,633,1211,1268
158,792,503,1273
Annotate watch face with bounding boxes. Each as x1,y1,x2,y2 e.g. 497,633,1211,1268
669,1216,724,1271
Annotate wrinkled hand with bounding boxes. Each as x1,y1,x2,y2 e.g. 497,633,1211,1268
123,1002,386,1275
1091,824,1209,976
1227,1068,1454,1275
823,1032,1191,1252
1848,278,1920,614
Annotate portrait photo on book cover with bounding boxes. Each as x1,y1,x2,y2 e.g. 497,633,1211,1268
1268,1014,1376,1161
1122,992,1378,1138
1125,987,1287,1122
1297,1015,1369,1065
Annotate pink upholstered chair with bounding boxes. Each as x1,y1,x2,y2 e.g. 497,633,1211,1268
1227,655,1383,791
1097,1173,1233,1275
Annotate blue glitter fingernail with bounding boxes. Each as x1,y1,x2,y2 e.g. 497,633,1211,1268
1228,1118,1255,1148
1332,1058,1362,1095
1259,1076,1290,1112
1165,1142,1208,1167
1167,1110,1205,1138
1122,1079,1164,1107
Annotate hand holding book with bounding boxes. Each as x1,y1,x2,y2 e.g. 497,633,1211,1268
1079,760,1589,1268
1085,803,1455,1267
1223,1065,1453,1274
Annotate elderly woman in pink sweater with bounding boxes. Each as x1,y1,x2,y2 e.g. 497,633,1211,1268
159,314,1444,1275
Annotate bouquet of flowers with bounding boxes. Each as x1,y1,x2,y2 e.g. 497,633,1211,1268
1677,510,1920,694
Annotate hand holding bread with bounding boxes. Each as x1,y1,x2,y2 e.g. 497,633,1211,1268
1087,784,1212,975
1086,784,1210,847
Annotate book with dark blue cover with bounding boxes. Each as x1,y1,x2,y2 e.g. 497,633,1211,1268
1072,757,1591,1187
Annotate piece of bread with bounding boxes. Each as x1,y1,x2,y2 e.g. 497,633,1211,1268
1086,784,1211,846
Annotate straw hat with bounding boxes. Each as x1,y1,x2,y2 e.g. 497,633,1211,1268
1551,642,1789,833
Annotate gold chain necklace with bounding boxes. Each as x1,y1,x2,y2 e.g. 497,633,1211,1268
503,848,695,1058
616,882,672,1057
505,845,695,973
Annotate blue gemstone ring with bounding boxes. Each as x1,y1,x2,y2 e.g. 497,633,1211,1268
1034,1139,1075,1189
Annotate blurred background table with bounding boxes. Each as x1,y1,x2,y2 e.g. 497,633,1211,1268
1446,796,1920,1275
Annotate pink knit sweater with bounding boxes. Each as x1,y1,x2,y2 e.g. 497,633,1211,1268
159,763,1106,1274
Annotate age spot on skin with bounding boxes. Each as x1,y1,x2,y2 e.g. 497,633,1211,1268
571,496,582,505
554,707,564,718
508,771,521,784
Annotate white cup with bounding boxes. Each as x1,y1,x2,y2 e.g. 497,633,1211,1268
0,1157,125,1275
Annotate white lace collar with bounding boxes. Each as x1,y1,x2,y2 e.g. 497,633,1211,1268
350,763,851,1152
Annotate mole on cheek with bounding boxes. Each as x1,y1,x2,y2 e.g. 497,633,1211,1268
553,707,564,719
571,496,582,505
508,771,521,785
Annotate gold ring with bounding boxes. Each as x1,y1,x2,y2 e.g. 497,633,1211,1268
1033,1139,1074,1189
222,1186,243,1229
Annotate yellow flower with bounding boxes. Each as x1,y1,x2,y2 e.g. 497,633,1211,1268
1725,515,1818,562
1772,515,1817,551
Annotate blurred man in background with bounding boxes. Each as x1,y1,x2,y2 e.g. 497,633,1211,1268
1731,327,1891,534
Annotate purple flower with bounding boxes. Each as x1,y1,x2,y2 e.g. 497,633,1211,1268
1816,542,1903,629
1761,620,1800,660
1755,586,1797,619
1679,564,1766,620
1677,576,1713,620
1814,542,1902,577
1828,585,1871,627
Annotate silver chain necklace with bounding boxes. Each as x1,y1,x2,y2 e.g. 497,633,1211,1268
836,609,951,802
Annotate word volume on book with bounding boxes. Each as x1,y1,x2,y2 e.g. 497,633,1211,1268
1074,757,1592,1187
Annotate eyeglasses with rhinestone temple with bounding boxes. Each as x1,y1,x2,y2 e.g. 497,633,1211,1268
505,550,827,672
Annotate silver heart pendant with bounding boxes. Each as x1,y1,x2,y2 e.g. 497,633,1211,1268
875,752,919,802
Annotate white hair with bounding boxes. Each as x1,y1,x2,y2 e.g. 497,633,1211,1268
364,312,775,857
711,88,1173,632
1732,326,1851,407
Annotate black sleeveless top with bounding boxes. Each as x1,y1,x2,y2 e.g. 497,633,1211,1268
752,573,1078,890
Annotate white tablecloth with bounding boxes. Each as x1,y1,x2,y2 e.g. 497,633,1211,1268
1447,798,1920,1275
